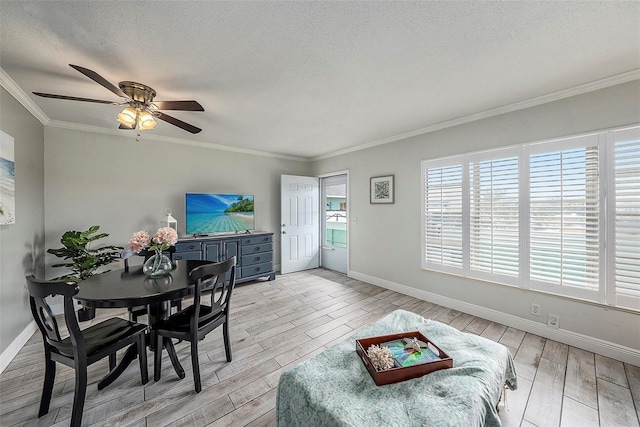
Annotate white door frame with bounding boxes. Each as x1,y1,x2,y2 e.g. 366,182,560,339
319,170,349,274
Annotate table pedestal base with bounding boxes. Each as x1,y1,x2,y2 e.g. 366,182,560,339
97,301,186,388
97,344,139,390
148,301,185,381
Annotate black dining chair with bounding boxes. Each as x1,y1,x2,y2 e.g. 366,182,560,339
153,256,236,392
122,247,181,321
26,275,149,427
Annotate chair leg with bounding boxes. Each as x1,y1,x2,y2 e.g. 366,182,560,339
38,355,56,417
70,361,88,427
191,340,201,393
154,332,162,382
109,353,116,370
165,338,186,379
137,335,149,385
223,319,232,362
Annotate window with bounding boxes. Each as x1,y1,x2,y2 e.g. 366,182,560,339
469,152,520,281
423,163,463,271
422,125,640,310
608,127,640,308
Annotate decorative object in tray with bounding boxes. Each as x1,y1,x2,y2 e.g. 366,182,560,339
356,331,453,386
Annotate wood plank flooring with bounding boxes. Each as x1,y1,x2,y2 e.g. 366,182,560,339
1,268,639,426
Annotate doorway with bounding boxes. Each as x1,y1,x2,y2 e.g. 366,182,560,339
280,175,320,274
320,173,348,274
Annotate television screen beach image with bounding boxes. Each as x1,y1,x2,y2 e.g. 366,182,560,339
186,193,254,235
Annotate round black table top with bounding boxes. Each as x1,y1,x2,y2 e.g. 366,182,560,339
75,260,203,308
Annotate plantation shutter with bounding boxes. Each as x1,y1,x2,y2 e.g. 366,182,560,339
423,163,463,270
612,129,640,307
529,139,600,293
469,156,519,279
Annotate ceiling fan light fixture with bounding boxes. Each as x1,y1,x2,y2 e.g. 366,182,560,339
34,65,202,134
138,111,157,130
117,106,137,126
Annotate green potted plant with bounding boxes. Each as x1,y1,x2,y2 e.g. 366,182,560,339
47,225,123,321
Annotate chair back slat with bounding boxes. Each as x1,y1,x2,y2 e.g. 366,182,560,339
25,275,85,355
189,257,236,331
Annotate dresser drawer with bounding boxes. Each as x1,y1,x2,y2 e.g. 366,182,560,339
240,243,273,255
241,262,273,278
173,251,202,261
175,241,202,252
241,234,273,246
241,252,272,266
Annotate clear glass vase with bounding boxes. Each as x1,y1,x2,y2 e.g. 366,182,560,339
142,251,173,278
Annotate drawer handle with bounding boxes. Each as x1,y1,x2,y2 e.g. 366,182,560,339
255,257,261,261
256,267,261,271
189,245,195,249
255,246,260,251
175,255,183,260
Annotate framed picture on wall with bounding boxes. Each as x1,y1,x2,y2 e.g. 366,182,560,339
0,130,15,225
370,175,394,204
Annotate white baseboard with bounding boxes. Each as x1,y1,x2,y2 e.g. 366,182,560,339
0,321,38,374
349,270,640,366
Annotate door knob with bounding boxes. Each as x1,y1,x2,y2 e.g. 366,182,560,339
282,231,286,234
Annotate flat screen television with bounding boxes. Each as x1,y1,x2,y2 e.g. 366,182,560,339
185,193,255,235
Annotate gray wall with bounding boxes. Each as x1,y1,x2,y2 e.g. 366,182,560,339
311,81,640,353
43,127,309,278
0,87,45,354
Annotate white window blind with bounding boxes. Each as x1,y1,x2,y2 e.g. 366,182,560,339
423,164,463,269
422,125,639,310
529,145,600,292
613,130,640,306
469,156,519,278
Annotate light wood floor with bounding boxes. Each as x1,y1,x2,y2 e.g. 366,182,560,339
1,268,639,426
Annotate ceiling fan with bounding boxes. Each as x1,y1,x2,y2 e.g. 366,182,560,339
33,64,204,134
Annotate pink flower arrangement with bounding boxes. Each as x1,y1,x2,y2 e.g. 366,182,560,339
129,231,150,253
129,227,178,254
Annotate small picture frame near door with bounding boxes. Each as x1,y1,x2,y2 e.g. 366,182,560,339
370,175,394,204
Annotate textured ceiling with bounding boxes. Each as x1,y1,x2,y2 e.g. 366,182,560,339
1,1,639,159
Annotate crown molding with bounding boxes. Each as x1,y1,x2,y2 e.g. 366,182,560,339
0,65,306,162
0,68,50,125
3,66,638,163
312,69,640,161
47,120,308,162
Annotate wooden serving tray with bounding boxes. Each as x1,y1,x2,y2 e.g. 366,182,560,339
356,331,453,386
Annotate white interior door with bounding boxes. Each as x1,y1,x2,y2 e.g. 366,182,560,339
280,175,320,274
321,174,348,274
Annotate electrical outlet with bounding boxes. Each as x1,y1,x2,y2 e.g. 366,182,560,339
547,314,560,329
530,303,541,316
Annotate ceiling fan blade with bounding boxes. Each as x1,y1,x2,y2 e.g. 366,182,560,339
156,112,202,134
152,100,204,111
33,92,119,105
69,64,126,98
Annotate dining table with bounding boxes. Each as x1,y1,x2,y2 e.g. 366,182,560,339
75,260,206,388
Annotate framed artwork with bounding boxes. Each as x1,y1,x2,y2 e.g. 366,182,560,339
370,175,394,204
0,130,15,225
